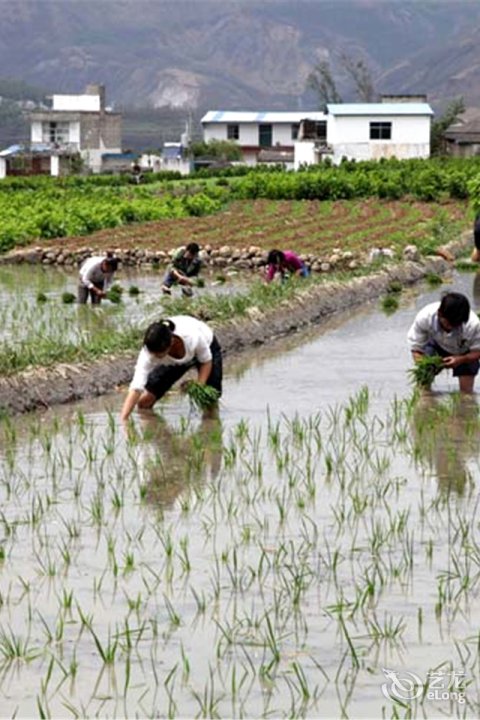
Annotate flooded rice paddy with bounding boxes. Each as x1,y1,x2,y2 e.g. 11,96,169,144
1,268,480,717
0,264,249,346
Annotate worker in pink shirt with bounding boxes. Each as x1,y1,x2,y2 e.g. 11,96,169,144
265,249,310,283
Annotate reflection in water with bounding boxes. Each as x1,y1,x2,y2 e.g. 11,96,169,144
473,271,480,309
411,393,479,495
137,409,223,509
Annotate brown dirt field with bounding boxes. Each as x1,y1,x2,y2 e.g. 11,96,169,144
19,199,469,257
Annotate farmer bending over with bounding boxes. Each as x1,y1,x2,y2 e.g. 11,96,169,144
120,315,222,421
78,253,119,305
265,249,309,283
407,292,480,393
162,243,202,297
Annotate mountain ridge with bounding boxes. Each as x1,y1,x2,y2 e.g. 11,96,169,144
2,1,480,150
1,0,480,111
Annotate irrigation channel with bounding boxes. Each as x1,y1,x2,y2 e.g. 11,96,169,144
0,267,480,718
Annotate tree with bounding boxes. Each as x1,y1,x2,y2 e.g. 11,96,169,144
306,61,342,110
306,55,376,109
340,53,376,102
189,139,242,161
430,97,465,156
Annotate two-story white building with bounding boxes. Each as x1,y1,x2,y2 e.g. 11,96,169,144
201,100,433,168
201,111,327,167
0,84,122,178
30,83,122,174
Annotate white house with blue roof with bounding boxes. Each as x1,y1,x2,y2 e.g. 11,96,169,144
201,100,433,168
323,102,433,165
201,110,327,166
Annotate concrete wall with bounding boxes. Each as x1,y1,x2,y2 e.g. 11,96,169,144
294,114,431,166
294,141,319,170
31,120,42,143
327,115,430,145
50,156,59,177
446,142,480,158
52,94,101,112
81,148,104,173
160,157,191,175
80,113,121,152
203,122,297,147
328,114,431,163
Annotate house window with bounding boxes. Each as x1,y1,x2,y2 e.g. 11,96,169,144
291,123,300,140
259,124,272,148
298,120,327,141
42,121,70,144
227,124,239,140
315,121,327,141
370,122,392,140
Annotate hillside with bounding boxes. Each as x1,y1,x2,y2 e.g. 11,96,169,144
1,1,480,110
1,0,480,150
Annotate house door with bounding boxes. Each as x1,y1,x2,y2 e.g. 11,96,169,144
259,124,272,148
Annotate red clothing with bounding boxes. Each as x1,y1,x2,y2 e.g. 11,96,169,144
266,250,303,282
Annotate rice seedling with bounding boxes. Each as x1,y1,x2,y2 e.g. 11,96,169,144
106,284,123,303
381,294,399,314
455,258,476,272
185,381,220,410
36,292,48,303
425,272,443,286
408,355,444,388
0,626,39,662
128,285,141,296
61,291,76,304
2,310,480,718
386,280,403,294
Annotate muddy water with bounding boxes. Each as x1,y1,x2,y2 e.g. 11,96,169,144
0,270,480,718
0,264,249,344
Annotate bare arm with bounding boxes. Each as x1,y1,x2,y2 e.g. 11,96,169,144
120,389,142,421
197,360,213,384
443,350,480,368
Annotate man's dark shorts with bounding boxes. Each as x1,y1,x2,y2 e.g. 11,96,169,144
145,336,223,400
424,341,479,377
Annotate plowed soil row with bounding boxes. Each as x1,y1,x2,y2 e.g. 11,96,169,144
19,199,468,257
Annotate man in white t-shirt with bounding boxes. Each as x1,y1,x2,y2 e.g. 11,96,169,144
78,254,119,304
407,292,480,393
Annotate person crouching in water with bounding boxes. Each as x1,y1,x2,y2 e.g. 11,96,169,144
120,315,222,421
407,291,480,393
78,253,119,304
265,249,309,283
162,242,202,297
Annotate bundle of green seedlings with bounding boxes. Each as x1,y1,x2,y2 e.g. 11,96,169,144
185,381,220,410
106,283,124,303
381,294,399,314
61,291,76,304
408,354,444,387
